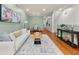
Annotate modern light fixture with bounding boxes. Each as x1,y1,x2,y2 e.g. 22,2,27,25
43,8,46,11
26,9,29,12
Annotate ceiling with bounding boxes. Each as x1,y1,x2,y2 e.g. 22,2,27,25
16,4,73,16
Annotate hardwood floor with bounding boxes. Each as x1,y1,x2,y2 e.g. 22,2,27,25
43,29,79,55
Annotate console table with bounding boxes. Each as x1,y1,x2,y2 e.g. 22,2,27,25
57,28,79,48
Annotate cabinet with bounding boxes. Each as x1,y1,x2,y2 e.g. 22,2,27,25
57,29,79,48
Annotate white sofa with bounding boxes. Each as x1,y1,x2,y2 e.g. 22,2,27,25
0,41,15,55
0,29,30,55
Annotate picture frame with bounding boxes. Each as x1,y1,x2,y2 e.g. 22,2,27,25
0,4,21,23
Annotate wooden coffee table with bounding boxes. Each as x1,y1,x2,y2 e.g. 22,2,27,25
34,38,41,44
31,32,42,45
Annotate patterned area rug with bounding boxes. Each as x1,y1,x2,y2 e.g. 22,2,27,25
16,34,63,55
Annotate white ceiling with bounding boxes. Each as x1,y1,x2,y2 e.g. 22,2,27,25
16,4,73,16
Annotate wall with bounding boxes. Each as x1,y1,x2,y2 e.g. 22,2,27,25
28,16,44,30
0,22,23,34
54,5,79,33
54,9,63,33
56,7,75,25
52,12,55,32
44,13,54,33
0,4,28,34
46,16,52,32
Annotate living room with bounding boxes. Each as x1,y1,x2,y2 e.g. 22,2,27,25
0,4,79,55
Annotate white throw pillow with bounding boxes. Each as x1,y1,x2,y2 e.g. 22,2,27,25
9,33,16,41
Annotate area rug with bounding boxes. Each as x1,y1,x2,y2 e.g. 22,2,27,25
16,34,63,55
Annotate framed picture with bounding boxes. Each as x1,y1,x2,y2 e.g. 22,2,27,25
0,4,21,23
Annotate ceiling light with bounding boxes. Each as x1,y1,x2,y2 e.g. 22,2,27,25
43,8,46,11
26,9,29,12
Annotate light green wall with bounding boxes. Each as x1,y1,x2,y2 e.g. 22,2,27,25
28,16,44,30
0,22,22,34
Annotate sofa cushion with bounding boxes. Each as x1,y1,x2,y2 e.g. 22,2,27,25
14,31,22,38
0,33,11,41
21,29,27,34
